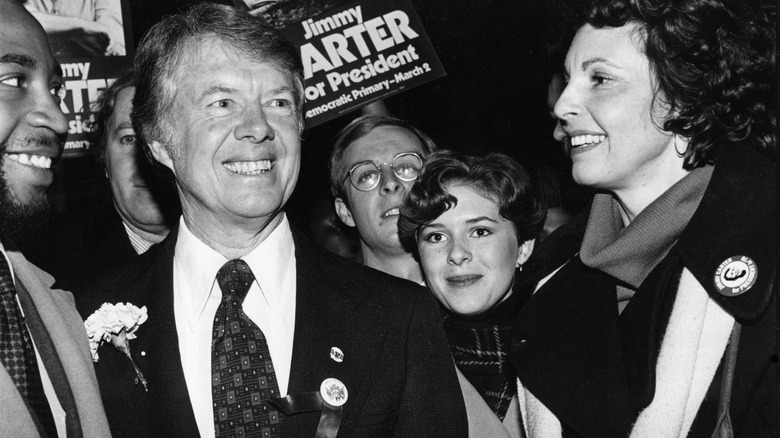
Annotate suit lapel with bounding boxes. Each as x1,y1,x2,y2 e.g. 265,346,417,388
134,230,201,437
15,279,83,438
511,257,633,438
618,255,681,412
6,248,112,438
286,232,387,437
0,367,39,436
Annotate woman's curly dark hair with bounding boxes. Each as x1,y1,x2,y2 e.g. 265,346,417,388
398,151,547,251
560,0,775,169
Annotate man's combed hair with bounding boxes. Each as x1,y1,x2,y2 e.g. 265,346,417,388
328,115,438,203
87,69,135,167
562,0,775,169
131,3,304,152
398,151,546,251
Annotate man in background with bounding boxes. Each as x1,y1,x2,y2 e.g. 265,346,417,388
23,70,176,295
0,0,110,435
91,70,172,255
329,115,437,284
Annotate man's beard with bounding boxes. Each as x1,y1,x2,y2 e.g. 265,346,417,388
0,139,52,239
0,169,50,240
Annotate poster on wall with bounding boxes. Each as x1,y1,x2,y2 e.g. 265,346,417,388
26,0,135,158
232,0,353,29
279,0,445,127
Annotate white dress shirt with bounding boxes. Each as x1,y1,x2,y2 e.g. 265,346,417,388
0,244,67,438
173,214,297,438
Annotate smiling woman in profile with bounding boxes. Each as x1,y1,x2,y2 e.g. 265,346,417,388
398,150,545,437
507,0,776,436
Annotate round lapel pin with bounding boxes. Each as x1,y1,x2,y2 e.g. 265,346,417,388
714,255,757,297
320,378,348,407
330,347,344,363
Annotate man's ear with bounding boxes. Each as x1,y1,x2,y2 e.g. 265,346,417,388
516,238,536,268
148,140,175,172
334,198,356,228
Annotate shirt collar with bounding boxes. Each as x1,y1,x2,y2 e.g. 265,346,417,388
122,222,155,254
175,213,295,330
243,214,295,315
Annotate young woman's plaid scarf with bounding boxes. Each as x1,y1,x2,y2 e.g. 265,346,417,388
444,319,517,421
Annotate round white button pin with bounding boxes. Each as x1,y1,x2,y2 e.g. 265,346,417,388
714,255,757,296
320,378,348,407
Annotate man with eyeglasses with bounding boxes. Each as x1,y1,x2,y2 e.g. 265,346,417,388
329,115,437,284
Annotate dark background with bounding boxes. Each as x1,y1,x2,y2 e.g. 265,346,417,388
53,0,588,231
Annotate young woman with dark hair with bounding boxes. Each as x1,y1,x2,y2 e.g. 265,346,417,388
399,150,546,437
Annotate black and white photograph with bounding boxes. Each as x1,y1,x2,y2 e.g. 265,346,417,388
0,0,775,436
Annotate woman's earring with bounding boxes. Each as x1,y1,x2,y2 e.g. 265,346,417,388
674,134,688,158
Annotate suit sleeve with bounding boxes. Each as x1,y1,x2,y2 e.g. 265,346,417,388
393,290,468,437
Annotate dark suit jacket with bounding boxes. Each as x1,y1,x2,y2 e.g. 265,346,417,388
83,226,468,437
510,144,777,437
22,201,138,299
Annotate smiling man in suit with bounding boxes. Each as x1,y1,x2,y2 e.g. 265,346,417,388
86,4,467,438
0,0,111,436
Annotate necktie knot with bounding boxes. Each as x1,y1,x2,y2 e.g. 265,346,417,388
216,259,255,303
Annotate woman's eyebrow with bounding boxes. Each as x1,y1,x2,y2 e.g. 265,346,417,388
581,57,620,71
465,216,498,224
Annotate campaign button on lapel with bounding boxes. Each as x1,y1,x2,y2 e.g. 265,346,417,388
320,378,348,407
714,256,757,297
330,347,344,363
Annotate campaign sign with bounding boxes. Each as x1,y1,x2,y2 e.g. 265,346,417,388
282,0,445,127
27,0,134,157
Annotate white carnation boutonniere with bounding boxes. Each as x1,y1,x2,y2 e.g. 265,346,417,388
85,302,149,391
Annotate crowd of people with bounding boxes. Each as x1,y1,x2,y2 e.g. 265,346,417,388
0,0,774,437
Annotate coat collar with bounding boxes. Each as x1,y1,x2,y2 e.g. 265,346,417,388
133,228,201,437
674,144,776,323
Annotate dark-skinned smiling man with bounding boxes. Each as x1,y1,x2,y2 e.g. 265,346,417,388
0,0,111,436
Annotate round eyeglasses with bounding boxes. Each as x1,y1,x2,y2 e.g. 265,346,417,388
345,152,424,192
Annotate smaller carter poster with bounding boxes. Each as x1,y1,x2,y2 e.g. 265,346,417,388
26,0,135,157
281,0,446,127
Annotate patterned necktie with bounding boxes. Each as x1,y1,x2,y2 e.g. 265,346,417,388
0,254,57,437
212,259,283,438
